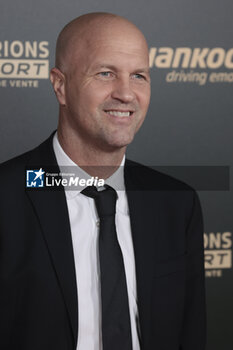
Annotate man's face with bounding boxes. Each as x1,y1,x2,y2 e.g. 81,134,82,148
61,23,151,151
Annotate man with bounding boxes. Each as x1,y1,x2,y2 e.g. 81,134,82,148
0,13,206,350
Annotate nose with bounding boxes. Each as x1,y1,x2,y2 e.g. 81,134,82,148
111,76,135,103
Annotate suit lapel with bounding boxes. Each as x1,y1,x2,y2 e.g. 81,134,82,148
25,134,78,346
124,160,159,348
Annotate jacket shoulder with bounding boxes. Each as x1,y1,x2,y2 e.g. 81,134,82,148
0,132,55,184
125,159,194,192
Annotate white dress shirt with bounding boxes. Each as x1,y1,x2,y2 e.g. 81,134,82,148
53,133,140,350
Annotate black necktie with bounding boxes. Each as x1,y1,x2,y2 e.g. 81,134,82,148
81,185,132,350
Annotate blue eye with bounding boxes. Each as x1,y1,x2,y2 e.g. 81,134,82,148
99,72,111,77
134,74,145,79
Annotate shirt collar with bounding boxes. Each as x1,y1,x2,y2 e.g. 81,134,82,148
53,132,126,199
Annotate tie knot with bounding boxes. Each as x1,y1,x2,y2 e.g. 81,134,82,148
81,185,117,218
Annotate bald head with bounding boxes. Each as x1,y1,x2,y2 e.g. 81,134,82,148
55,12,149,71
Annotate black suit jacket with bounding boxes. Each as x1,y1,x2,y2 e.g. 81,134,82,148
0,133,206,350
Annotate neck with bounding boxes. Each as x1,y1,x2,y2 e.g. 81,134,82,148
57,127,126,179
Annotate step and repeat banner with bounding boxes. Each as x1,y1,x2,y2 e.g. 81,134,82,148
1,0,233,349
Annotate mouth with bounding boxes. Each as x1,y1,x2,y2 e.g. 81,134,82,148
104,110,134,118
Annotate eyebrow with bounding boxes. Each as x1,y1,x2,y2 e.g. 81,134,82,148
134,68,150,74
93,64,150,74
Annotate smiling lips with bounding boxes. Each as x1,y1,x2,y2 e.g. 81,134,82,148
105,110,133,117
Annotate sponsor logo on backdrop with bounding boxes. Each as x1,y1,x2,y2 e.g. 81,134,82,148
150,47,233,85
0,40,49,88
204,232,232,277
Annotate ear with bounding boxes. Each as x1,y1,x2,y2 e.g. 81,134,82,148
50,67,66,106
